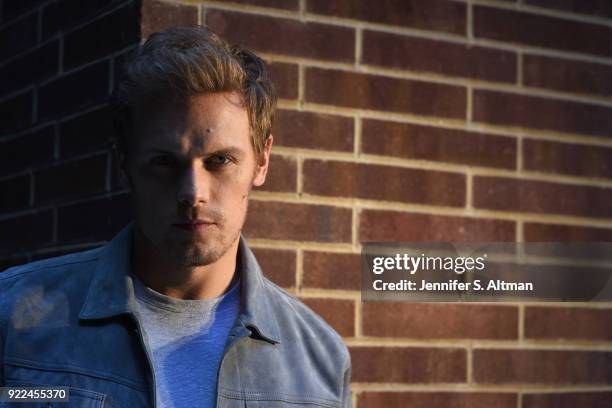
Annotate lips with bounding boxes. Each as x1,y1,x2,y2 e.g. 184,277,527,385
172,221,215,231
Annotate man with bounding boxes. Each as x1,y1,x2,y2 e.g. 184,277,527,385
0,26,351,408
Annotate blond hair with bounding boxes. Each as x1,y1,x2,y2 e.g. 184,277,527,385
111,26,277,157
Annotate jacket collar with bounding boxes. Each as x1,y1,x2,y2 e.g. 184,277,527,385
79,223,281,344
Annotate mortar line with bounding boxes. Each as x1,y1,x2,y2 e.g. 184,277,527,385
354,296,362,338
297,64,305,107
518,303,525,343
353,116,361,158
467,345,473,384
296,248,303,292
296,155,303,194
465,171,473,211
517,51,523,86
198,4,204,24
467,0,474,40
354,26,362,68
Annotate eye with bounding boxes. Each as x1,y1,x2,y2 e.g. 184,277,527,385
149,155,176,166
206,154,232,168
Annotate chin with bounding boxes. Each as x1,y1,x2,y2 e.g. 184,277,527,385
167,243,222,267
186,248,224,267
157,226,240,267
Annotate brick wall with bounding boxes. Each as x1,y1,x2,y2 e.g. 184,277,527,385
0,0,140,266
2,0,612,406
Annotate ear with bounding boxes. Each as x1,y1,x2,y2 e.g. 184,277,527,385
252,135,273,187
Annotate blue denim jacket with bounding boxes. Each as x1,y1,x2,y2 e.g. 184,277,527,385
0,225,351,407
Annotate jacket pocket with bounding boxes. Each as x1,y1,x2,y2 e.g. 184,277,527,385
219,390,339,408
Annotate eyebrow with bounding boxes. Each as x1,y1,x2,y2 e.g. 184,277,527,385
143,146,247,157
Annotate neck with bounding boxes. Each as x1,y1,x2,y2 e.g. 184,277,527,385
130,227,240,300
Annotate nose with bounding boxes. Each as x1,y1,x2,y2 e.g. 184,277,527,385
176,161,210,207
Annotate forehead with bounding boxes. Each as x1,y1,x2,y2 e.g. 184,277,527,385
131,92,251,153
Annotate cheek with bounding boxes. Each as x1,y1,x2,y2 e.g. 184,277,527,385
128,172,178,219
217,166,254,198
132,166,180,197
216,181,250,207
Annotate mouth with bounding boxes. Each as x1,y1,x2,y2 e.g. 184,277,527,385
172,221,215,231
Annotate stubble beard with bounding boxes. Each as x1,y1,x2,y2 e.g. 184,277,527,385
166,197,250,268
142,167,257,268
172,224,241,267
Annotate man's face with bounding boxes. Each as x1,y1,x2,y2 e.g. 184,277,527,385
125,92,271,267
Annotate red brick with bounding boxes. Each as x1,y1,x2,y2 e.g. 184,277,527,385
2,0,46,21
0,211,53,252
273,110,354,152
206,10,354,63
524,222,612,241
305,68,466,119
63,2,139,69
363,31,516,83
524,54,612,97
255,154,296,193
299,297,355,337
302,251,360,291
0,175,30,213
474,6,612,57
363,303,518,340
523,392,612,408
268,63,298,100
42,0,126,38
362,119,516,169
524,138,612,179
0,40,59,95
359,392,517,408
244,201,352,243
350,346,466,383
360,210,516,242
38,60,110,122
62,2,140,70
141,0,198,40
251,247,296,288
59,106,114,158
525,0,612,19
473,176,612,219
0,126,55,174
0,91,33,134
473,89,612,138
307,0,466,35
34,154,107,205
0,13,38,61
57,194,132,244
473,348,612,384
525,306,612,341
303,160,465,207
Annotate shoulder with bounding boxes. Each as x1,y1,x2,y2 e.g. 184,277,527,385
1,247,102,285
0,247,103,353
0,248,103,317
261,277,350,365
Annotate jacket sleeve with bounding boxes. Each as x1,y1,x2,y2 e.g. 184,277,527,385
0,320,4,386
340,353,352,408
0,279,5,386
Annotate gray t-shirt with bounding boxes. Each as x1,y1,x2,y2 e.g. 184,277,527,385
132,275,240,408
